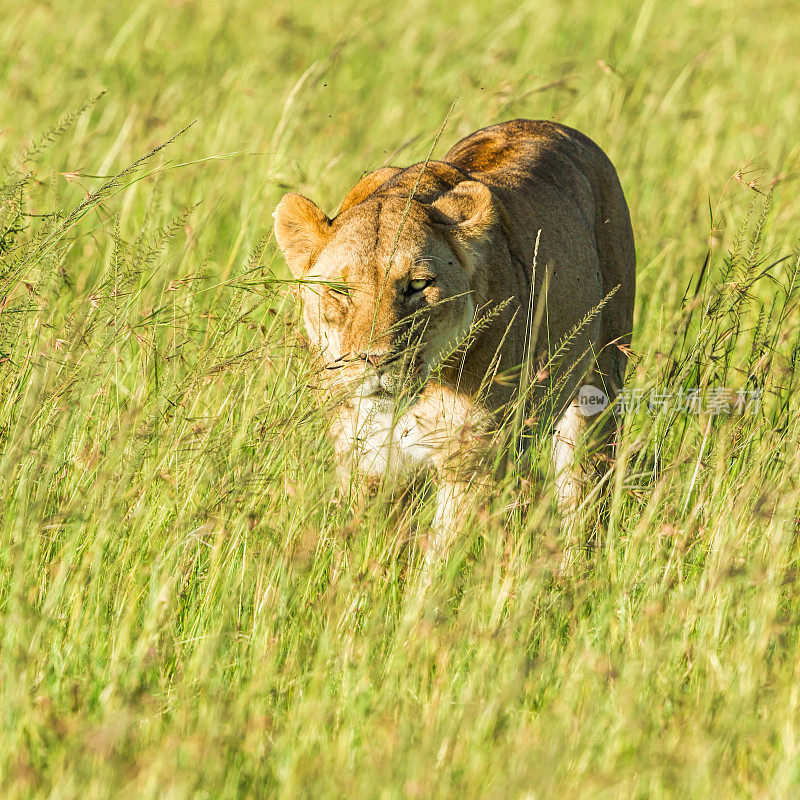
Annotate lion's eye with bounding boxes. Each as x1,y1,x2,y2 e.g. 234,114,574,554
408,278,431,293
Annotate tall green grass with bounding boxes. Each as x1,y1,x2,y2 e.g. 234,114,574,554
2,0,800,797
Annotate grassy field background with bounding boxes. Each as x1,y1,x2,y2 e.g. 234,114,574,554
2,0,800,797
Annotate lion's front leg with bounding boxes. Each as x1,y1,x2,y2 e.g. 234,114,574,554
410,386,494,570
426,478,479,564
552,399,588,568
423,434,496,572
552,391,618,568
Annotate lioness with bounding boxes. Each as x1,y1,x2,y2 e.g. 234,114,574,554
274,119,635,559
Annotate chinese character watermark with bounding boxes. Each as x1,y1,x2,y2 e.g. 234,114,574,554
611,386,761,416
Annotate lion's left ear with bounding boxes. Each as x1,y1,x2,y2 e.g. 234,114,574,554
428,180,495,239
426,181,496,274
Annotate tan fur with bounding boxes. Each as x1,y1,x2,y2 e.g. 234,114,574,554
274,119,635,562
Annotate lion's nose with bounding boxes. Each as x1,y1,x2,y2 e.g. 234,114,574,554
360,351,390,369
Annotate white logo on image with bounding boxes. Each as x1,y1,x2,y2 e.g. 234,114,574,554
577,385,609,417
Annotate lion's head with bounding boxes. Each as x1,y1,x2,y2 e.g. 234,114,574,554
273,168,497,403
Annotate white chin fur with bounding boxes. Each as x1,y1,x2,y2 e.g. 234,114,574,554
379,372,395,393
328,298,476,476
337,395,434,478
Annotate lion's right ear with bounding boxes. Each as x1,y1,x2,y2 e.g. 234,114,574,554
273,193,331,276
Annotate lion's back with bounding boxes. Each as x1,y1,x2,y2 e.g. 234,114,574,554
446,118,636,355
